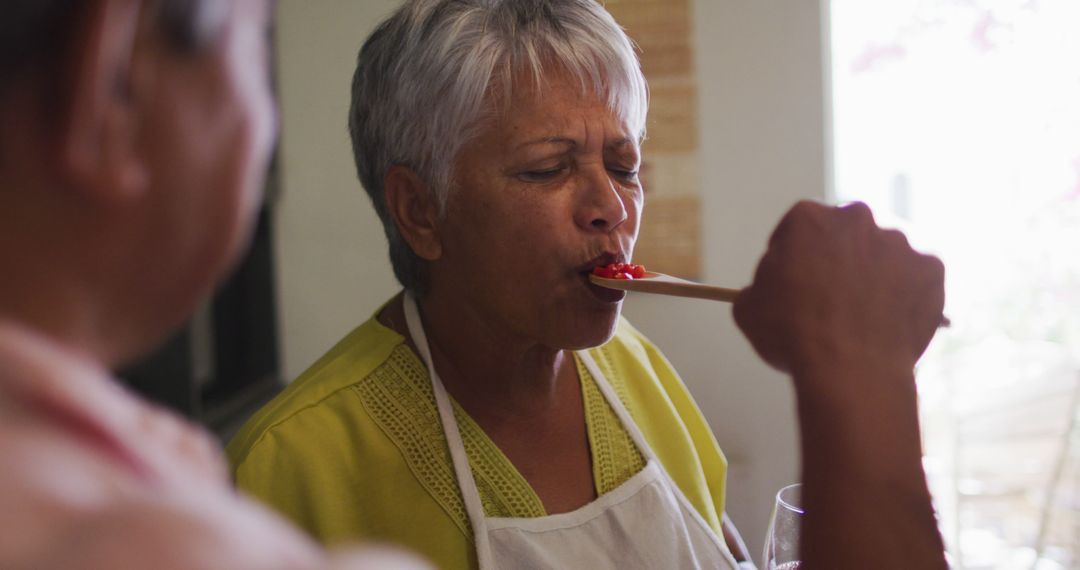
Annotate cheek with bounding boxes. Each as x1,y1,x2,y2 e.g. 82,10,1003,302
230,87,275,220
225,44,276,199
156,64,272,272
623,191,644,249
203,45,276,253
444,192,571,303
452,207,533,276
478,198,570,266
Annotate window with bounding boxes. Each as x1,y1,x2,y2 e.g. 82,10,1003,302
830,1,1080,567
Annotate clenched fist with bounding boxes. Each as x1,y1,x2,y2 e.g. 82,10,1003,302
733,201,950,570
733,201,945,384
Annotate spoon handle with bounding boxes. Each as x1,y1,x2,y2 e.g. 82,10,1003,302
590,272,951,327
589,272,740,303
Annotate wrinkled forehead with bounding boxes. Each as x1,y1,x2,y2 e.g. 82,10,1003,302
480,60,647,144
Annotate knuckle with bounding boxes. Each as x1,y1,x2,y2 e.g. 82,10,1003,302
731,295,752,332
882,228,911,249
731,297,745,325
774,201,825,242
839,201,876,224
787,200,826,226
791,200,821,215
923,254,946,280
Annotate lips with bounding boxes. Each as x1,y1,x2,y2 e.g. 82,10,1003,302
577,252,627,304
576,252,625,275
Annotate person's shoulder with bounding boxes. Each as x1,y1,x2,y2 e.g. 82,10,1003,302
0,415,131,565
0,320,98,389
0,419,325,569
226,313,404,462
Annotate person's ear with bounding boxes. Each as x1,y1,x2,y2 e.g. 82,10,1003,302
384,166,443,261
60,0,149,202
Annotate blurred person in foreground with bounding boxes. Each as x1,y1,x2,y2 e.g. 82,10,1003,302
227,1,948,569
0,0,426,568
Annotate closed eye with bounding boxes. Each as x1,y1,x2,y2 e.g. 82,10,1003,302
519,168,566,183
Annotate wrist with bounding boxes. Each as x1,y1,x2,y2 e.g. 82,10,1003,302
789,329,917,384
792,359,925,478
790,345,918,410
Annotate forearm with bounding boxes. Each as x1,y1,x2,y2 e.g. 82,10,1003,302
793,362,947,570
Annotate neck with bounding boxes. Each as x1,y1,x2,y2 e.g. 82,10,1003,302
397,290,576,419
0,249,114,369
0,186,127,368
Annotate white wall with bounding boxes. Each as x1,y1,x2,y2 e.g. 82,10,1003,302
274,0,403,380
274,0,829,560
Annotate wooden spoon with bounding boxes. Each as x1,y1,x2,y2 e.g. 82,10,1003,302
589,271,740,303
590,271,952,327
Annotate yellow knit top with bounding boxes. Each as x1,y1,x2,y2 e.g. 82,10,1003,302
227,310,728,570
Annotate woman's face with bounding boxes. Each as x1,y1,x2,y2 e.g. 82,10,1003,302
433,72,643,350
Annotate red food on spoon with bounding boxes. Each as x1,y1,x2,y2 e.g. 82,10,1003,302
592,262,646,280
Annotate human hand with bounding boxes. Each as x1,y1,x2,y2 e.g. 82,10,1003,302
733,201,945,383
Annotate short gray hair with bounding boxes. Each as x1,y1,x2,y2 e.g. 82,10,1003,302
348,0,649,294
0,0,218,95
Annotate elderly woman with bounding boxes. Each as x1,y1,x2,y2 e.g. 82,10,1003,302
228,0,752,568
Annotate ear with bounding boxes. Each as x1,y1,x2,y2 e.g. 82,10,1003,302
60,0,149,202
384,166,443,261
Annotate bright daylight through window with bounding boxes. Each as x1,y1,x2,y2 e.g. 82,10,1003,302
830,1,1079,568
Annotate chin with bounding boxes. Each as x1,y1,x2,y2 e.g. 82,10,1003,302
554,304,622,350
111,306,195,370
121,242,235,369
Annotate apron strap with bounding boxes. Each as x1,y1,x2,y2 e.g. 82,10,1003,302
577,349,739,565
405,294,735,569
403,292,495,568
576,350,662,463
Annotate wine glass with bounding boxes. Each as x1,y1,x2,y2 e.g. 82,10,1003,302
762,483,804,570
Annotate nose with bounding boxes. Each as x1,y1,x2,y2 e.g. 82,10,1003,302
575,168,629,232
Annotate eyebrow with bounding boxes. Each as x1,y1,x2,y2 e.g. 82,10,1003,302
514,136,639,152
607,137,637,151
515,136,577,151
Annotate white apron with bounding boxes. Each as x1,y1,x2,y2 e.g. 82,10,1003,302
403,293,740,570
